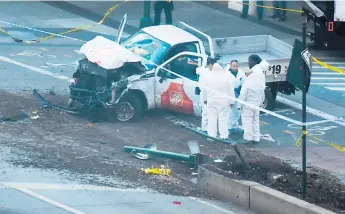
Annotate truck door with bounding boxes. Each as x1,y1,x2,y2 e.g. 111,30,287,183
115,13,127,44
154,52,207,116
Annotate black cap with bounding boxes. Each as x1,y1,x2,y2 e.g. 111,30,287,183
248,54,262,64
207,57,216,65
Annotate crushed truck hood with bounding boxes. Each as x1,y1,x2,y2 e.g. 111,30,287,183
80,36,147,70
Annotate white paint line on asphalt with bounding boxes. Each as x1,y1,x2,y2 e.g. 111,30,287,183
276,96,345,127
0,56,73,82
312,72,345,75
313,66,345,69
325,87,345,91
189,197,237,214
0,20,86,43
0,182,86,214
312,62,345,65
311,82,345,85
0,182,149,192
311,77,345,80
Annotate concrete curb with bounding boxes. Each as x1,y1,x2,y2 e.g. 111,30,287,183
197,166,336,214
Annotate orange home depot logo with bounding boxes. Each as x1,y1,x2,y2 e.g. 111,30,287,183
170,91,183,106
161,82,194,115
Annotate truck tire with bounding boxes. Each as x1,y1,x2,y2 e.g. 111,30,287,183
263,87,275,111
116,94,143,122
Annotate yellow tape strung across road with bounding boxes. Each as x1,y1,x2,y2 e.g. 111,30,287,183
312,56,345,74
296,130,345,152
236,2,345,74
0,2,125,44
236,1,304,13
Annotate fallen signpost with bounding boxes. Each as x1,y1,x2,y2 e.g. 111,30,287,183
181,124,250,169
123,141,214,169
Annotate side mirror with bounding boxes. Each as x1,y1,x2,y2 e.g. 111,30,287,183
195,87,200,95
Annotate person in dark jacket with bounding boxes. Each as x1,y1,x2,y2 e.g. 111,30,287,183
240,0,263,20
271,1,287,21
153,1,174,25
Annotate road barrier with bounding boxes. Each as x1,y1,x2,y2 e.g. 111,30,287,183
0,1,344,151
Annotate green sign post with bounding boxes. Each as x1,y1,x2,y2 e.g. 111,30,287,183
286,16,311,200
286,39,311,92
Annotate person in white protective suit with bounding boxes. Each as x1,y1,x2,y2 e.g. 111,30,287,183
196,57,216,132
225,60,246,133
203,63,235,139
238,54,268,143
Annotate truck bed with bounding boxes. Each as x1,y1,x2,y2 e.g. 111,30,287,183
210,35,293,82
212,35,292,63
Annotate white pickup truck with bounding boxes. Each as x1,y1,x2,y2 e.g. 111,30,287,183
74,14,294,122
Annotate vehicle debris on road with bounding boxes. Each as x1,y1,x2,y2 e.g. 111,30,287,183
141,166,171,176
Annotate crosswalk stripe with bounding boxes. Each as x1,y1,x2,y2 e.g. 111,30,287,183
311,82,345,85
311,77,345,80
325,87,345,91
313,67,345,70
312,72,345,75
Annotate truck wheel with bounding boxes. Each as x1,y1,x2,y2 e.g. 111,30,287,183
116,94,143,122
262,88,275,111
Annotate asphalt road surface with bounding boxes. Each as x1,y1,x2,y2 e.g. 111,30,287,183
0,1,345,213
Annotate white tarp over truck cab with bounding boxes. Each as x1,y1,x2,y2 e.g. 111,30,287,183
80,36,146,70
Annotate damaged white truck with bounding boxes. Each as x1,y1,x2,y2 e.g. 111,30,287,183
67,14,295,122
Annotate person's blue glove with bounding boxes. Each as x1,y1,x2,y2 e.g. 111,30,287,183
234,86,241,97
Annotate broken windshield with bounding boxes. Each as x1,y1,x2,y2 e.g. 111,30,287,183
122,31,171,69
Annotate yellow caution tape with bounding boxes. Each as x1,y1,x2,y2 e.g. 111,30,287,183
296,130,345,152
236,2,304,13
236,2,345,74
0,2,125,44
312,56,345,74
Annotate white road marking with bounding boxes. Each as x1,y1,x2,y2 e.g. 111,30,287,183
276,96,345,127
312,72,345,75
311,82,345,85
189,197,237,214
0,19,86,43
0,182,235,213
313,66,345,69
0,56,73,82
311,77,345,80
0,182,86,214
312,62,345,65
325,87,345,91
0,182,149,192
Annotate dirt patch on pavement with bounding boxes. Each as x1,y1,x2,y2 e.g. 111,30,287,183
203,153,345,213
0,90,231,198
1,90,344,213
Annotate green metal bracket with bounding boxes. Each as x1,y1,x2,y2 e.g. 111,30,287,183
139,0,153,29
124,146,197,166
123,145,214,168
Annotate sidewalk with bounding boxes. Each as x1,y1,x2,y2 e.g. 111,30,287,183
198,1,312,36
45,1,300,45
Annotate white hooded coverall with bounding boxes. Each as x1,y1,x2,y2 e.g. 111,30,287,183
197,66,211,131
238,60,269,142
225,65,246,131
203,63,235,139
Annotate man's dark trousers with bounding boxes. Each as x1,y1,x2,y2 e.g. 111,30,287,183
154,1,174,25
